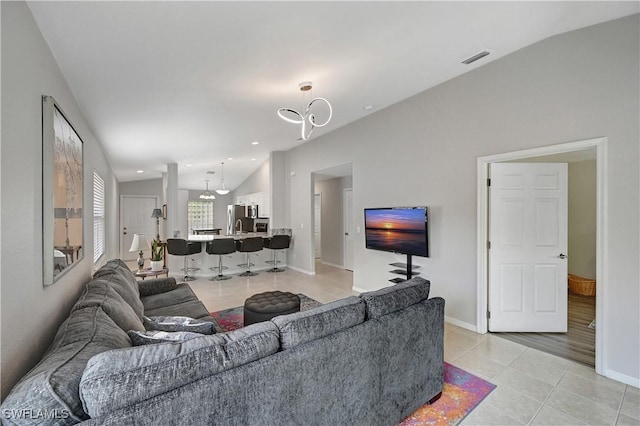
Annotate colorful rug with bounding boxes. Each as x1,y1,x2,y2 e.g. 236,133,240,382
400,362,496,425
211,298,495,425
210,293,321,333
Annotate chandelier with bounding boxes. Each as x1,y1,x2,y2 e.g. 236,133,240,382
199,179,215,200
277,81,332,141
215,162,230,195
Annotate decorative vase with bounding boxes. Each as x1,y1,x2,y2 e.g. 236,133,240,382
150,261,163,272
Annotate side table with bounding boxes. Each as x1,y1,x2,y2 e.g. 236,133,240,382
134,267,169,280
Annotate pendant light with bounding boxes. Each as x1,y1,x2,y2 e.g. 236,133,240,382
215,162,230,195
199,179,215,200
277,81,332,141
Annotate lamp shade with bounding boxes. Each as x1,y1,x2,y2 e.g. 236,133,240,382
151,208,163,218
129,234,149,252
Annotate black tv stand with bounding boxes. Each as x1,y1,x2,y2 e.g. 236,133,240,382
388,254,421,283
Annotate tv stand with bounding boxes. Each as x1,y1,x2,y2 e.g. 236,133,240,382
388,254,421,283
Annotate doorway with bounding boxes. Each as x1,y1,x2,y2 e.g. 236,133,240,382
311,163,353,275
120,195,160,261
477,138,606,374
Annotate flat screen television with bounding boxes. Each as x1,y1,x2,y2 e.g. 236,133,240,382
364,206,429,257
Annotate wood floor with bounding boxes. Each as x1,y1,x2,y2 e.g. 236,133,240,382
493,292,596,367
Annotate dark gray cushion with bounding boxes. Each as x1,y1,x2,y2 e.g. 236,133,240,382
359,276,431,319
143,315,215,334
73,280,145,332
127,330,205,346
271,296,365,349
137,277,178,297
0,306,131,425
80,321,279,418
92,259,144,319
144,299,213,319
140,283,200,311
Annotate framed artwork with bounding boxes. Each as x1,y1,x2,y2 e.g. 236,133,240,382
42,96,84,286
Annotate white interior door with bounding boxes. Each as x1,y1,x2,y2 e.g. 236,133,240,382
121,196,158,260
489,163,568,332
343,188,354,271
314,193,322,258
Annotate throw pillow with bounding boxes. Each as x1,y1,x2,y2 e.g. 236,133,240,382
143,315,216,334
127,330,204,346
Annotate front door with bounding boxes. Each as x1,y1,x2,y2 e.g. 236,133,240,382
489,163,568,332
121,195,159,261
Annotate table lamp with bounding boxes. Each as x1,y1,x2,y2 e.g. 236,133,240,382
129,233,149,272
151,208,163,241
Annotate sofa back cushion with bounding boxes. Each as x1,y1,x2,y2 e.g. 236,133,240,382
72,280,145,332
0,306,131,425
79,321,279,418
359,276,431,319
92,259,144,319
271,296,365,350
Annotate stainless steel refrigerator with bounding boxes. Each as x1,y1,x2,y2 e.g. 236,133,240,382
227,205,246,235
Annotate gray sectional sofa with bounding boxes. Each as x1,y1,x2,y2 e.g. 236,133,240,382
1,258,445,426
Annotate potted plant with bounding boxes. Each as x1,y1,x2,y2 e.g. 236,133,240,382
150,239,164,271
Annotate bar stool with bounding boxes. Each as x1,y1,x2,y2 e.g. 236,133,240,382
205,238,235,281
236,237,263,277
167,238,202,281
263,235,291,273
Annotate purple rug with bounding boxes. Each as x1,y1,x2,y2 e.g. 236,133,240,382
210,293,321,333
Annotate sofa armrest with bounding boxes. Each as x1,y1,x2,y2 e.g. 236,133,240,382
137,277,178,297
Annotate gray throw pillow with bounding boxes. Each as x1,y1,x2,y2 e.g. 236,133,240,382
127,330,204,346
143,315,216,334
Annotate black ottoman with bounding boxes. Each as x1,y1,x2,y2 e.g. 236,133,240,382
243,291,300,326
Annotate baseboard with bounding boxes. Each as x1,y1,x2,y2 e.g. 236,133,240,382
352,286,368,294
604,369,640,388
321,261,344,269
445,316,478,333
287,265,314,275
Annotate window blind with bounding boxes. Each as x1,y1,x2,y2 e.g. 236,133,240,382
93,171,105,263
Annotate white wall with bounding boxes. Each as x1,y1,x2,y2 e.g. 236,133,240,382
1,2,120,399
568,160,597,279
232,159,270,198
285,15,639,383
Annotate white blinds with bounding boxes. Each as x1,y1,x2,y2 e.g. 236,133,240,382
93,171,105,263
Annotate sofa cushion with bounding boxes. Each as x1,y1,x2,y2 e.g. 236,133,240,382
359,276,431,319
0,306,131,425
140,283,200,311
73,280,145,332
143,315,216,334
92,259,144,319
144,299,213,320
137,276,178,297
271,296,365,350
80,321,279,418
128,330,205,346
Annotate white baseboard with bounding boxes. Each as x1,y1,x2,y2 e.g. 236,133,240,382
604,369,640,388
287,265,314,275
445,316,478,333
352,286,368,294
321,261,344,269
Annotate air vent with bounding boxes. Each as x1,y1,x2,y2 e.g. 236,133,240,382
206,171,216,175
461,50,491,65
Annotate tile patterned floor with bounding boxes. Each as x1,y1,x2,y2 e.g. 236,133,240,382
140,260,640,425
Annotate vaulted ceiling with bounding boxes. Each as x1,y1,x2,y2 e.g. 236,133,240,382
27,1,639,190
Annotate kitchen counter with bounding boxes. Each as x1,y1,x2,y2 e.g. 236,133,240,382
187,232,270,241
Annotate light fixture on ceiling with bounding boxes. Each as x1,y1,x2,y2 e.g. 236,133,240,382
277,81,332,141
215,162,230,195
199,179,215,200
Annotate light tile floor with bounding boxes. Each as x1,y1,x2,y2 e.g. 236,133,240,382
153,261,640,426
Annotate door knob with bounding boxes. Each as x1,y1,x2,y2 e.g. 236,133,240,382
558,253,567,259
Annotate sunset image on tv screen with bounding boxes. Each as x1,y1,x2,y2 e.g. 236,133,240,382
364,208,428,256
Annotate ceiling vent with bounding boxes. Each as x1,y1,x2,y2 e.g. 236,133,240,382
461,50,491,65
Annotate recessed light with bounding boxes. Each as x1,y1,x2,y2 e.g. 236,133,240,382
227,157,233,161
136,170,144,174
185,164,193,167
364,105,374,111
251,158,256,161
251,141,259,145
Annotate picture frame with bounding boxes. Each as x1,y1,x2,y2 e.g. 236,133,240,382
43,96,84,286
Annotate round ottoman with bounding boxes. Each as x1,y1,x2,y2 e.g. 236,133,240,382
243,291,300,326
